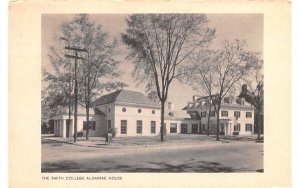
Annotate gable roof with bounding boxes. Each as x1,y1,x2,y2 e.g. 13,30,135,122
93,90,160,108
165,109,191,120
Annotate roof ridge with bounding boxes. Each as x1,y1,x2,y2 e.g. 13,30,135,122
93,89,159,107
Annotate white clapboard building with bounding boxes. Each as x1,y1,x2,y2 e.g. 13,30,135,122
52,90,254,137
184,95,255,136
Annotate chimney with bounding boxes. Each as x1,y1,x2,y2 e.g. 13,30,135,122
168,102,174,111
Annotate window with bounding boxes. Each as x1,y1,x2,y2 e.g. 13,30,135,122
234,111,241,118
121,120,127,134
136,120,143,134
170,123,177,133
201,111,206,117
122,107,126,112
234,123,241,132
169,112,174,117
246,124,253,132
83,121,96,130
151,121,156,134
210,111,215,117
152,110,155,114
221,111,228,117
181,124,188,134
108,108,110,113
246,112,252,118
138,108,142,113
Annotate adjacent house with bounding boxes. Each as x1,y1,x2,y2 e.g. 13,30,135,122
51,90,255,138
184,95,255,136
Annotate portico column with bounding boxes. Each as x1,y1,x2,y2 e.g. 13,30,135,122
62,119,66,138
54,120,57,136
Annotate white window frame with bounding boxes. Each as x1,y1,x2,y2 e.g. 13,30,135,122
121,120,127,134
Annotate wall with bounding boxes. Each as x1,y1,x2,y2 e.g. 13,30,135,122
114,105,161,136
197,107,255,135
164,119,201,134
96,103,115,135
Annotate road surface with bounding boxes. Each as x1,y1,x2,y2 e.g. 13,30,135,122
42,138,263,173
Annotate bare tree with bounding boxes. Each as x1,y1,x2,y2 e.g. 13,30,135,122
180,50,214,136
238,59,264,139
122,14,215,142
182,39,261,141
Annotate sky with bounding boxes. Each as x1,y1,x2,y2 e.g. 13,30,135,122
42,14,263,111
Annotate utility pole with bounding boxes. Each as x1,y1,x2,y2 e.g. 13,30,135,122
64,46,87,143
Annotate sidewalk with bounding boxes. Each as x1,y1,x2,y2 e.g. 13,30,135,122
42,134,259,149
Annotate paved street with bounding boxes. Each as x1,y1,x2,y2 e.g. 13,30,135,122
41,136,263,173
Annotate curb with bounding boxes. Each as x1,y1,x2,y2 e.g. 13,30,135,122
43,137,254,150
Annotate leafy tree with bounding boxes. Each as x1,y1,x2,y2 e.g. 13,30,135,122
60,14,126,140
122,14,215,142
182,40,261,141
43,14,126,140
42,45,74,129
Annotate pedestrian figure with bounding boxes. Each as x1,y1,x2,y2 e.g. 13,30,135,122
105,128,113,145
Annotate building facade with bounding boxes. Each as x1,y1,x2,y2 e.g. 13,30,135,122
52,90,255,138
185,95,255,136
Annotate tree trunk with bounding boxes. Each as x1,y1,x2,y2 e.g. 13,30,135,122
207,116,210,136
216,109,220,141
207,103,211,136
160,101,165,142
257,107,261,139
74,56,78,143
199,117,202,134
68,96,71,138
86,63,91,141
85,107,90,140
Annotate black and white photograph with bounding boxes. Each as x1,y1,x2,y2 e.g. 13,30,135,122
41,13,264,173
